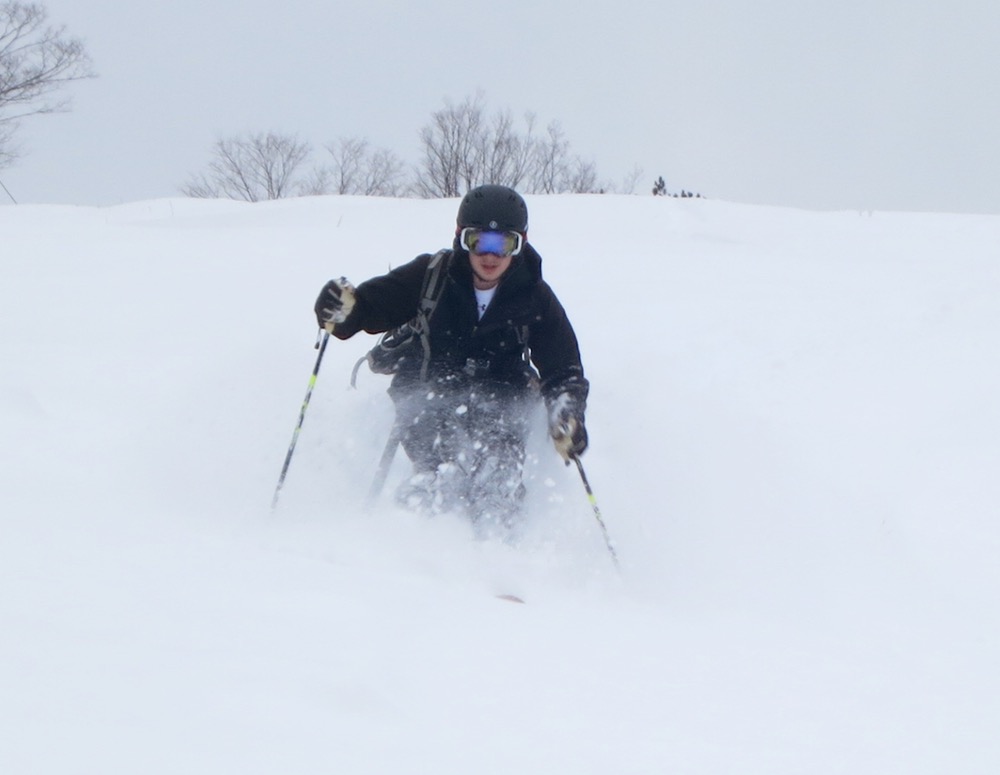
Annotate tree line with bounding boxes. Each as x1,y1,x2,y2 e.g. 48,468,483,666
181,94,652,202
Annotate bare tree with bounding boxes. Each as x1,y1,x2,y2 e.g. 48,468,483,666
0,1,95,167
297,165,333,197
324,136,367,195
562,157,601,193
0,121,16,169
529,121,570,194
361,147,406,196
413,94,486,197
619,165,644,195
526,121,607,194
317,137,406,196
481,109,535,190
415,94,573,198
182,132,311,201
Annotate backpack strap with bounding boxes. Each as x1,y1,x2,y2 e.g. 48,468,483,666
412,249,451,381
349,249,452,387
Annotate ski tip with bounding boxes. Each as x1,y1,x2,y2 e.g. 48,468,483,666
495,593,526,604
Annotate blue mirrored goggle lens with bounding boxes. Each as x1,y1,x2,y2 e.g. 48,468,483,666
461,228,522,257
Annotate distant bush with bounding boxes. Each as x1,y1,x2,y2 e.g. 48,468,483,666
652,175,702,199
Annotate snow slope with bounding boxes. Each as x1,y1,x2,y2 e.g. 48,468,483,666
2,195,999,773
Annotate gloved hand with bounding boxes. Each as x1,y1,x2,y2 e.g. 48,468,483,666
314,277,356,331
550,412,588,462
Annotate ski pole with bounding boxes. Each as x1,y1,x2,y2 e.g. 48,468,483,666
571,454,619,570
271,329,330,511
365,423,402,510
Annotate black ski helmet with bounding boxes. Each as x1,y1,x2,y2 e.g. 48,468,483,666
456,185,528,233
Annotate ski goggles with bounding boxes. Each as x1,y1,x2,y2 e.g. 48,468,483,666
459,227,524,257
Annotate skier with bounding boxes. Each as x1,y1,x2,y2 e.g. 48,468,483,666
315,185,588,528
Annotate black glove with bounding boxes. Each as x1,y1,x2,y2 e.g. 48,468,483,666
550,412,588,462
314,277,356,330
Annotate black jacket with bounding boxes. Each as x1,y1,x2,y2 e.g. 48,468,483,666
333,242,588,413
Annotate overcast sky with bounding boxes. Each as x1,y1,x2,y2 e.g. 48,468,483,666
3,0,999,213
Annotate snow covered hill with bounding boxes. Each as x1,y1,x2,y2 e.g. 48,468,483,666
2,195,998,773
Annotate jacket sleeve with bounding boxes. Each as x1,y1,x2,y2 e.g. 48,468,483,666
331,254,432,339
528,283,589,416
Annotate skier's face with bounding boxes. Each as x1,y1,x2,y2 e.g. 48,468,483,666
469,250,513,290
